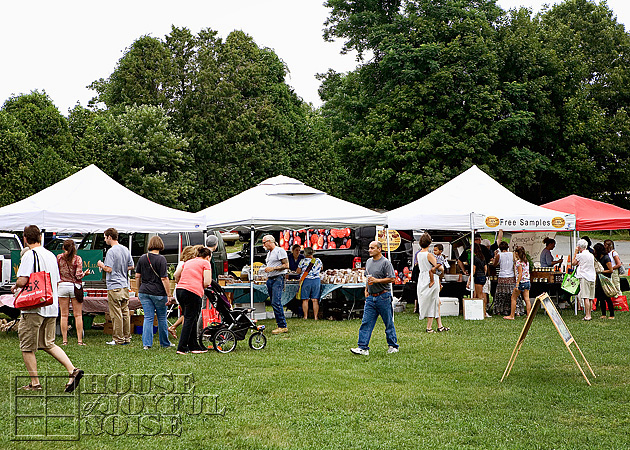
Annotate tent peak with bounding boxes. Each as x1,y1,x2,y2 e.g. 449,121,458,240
258,175,303,186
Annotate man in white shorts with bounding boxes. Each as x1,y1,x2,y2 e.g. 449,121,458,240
574,239,595,321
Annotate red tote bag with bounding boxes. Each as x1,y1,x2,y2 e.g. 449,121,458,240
14,251,54,310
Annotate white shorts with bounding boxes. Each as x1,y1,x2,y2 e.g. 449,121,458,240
579,279,595,300
58,281,77,298
482,278,491,294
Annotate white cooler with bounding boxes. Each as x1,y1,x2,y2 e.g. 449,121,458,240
440,297,459,316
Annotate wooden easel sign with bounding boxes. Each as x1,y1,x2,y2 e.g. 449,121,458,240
501,293,595,385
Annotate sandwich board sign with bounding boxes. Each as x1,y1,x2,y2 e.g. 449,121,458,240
501,293,595,385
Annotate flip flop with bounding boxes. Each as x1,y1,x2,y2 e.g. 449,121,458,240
168,327,178,339
437,326,450,332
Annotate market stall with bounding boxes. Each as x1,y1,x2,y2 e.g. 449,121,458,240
199,176,387,313
386,165,576,307
541,195,630,313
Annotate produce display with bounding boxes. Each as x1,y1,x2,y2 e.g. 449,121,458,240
278,228,354,251
321,268,366,285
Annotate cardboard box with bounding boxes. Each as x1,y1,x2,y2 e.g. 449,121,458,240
463,297,484,320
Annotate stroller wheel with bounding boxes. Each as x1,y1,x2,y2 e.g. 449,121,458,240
213,329,237,353
248,331,267,350
199,325,220,350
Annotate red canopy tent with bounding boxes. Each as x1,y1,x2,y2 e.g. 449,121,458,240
541,195,630,231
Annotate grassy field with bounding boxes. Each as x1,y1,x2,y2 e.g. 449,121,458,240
1,302,629,450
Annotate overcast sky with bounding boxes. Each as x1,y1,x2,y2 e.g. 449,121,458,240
1,1,628,114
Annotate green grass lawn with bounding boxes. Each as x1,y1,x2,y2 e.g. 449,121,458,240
1,304,629,450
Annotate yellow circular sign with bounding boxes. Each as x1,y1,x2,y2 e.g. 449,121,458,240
377,229,401,251
552,217,566,228
485,216,500,228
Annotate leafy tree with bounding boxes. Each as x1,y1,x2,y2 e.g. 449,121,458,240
90,27,342,211
0,91,73,204
321,0,506,209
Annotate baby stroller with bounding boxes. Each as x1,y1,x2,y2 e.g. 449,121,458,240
198,281,266,353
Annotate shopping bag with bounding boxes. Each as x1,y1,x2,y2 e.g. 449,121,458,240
603,295,630,312
14,252,53,310
598,274,621,298
561,272,580,295
201,298,220,327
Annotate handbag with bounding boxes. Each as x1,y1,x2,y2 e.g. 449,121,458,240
598,274,621,298
561,272,580,295
14,251,54,310
72,258,84,303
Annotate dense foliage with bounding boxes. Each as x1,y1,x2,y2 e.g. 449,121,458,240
321,0,630,209
1,0,629,212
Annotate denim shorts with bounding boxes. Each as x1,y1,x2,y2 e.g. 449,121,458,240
300,278,321,300
517,281,531,291
474,276,487,286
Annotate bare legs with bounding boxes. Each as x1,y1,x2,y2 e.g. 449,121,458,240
302,299,319,320
504,289,530,319
59,296,84,344
22,346,76,386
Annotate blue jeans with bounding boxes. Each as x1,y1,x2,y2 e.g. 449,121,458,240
357,292,398,350
139,293,171,348
266,276,287,328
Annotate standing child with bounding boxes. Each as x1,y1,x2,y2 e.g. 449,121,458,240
504,246,531,319
433,243,449,290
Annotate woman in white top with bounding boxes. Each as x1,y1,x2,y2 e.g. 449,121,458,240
491,241,519,317
604,239,622,292
416,233,449,333
574,239,596,321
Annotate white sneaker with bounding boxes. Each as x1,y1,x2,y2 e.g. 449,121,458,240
387,346,399,354
350,347,369,356
106,340,117,345
143,346,150,350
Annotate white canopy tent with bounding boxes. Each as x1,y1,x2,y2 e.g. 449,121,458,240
387,166,575,232
199,175,388,308
0,164,206,233
199,175,387,231
386,165,576,300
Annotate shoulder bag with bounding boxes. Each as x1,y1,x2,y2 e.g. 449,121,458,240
296,258,316,300
598,273,621,298
14,251,54,310
72,256,84,303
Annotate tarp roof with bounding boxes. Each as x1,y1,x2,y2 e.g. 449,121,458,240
0,165,205,233
541,195,630,231
387,165,575,231
200,175,387,231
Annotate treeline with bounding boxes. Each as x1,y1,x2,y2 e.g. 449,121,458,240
2,0,630,212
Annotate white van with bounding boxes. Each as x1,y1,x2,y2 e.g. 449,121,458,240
0,233,23,293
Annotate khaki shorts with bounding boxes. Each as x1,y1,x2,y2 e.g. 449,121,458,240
579,279,595,299
18,314,56,352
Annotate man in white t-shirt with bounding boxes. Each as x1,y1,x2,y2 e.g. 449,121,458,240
12,225,83,392
574,239,596,321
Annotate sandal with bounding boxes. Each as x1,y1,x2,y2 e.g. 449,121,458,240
19,383,42,391
425,329,435,333
168,327,178,339
64,368,84,393
437,326,450,332
62,341,68,345
77,342,87,346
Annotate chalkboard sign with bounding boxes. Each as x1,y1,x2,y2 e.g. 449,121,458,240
501,292,595,385
541,294,573,344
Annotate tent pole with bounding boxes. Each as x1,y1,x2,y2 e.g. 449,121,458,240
385,226,394,321
569,227,580,316
178,233,182,265
469,213,475,299
250,227,255,313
